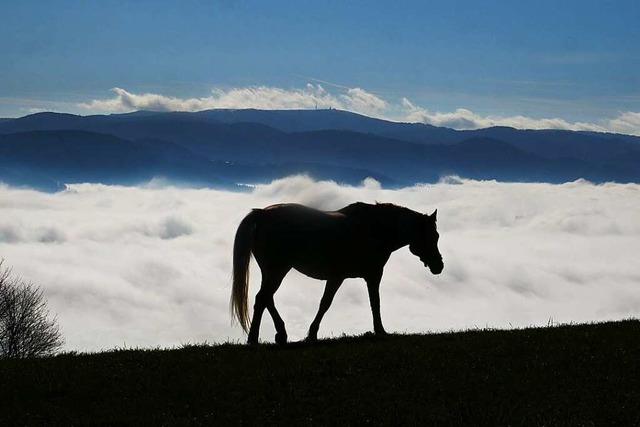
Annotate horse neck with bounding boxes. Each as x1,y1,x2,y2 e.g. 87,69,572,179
377,206,421,252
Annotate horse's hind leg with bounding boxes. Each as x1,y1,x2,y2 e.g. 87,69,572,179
307,278,344,342
247,289,266,345
267,302,287,345
247,267,289,345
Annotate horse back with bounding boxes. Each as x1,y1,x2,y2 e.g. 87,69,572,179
251,203,386,279
257,203,349,241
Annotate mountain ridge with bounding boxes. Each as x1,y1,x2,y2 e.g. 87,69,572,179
1,109,638,190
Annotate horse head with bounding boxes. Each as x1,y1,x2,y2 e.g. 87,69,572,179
409,209,444,275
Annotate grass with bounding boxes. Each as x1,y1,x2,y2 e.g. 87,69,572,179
1,320,639,426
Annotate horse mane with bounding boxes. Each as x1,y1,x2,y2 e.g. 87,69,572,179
340,202,422,228
375,202,424,228
340,201,418,216
375,202,435,226
337,202,423,251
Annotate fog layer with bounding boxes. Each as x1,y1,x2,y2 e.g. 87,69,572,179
1,177,638,351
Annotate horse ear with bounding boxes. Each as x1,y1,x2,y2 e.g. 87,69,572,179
430,209,437,221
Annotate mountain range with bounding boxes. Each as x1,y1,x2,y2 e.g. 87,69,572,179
0,109,638,191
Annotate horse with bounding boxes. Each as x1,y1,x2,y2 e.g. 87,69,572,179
230,202,443,344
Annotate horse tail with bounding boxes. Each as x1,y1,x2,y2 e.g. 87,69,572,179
231,209,260,333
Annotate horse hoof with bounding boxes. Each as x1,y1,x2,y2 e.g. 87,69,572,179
275,332,288,345
306,335,318,343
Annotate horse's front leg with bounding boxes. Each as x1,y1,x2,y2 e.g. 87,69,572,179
365,270,386,336
307,278,344,342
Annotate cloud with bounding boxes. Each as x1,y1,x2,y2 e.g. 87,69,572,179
1,177,639,351
608,111,640,136
79,85,387,117
340,87,388,116
401,98,611,132
78,86,640,135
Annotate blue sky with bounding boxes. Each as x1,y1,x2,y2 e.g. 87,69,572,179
2,0,640,133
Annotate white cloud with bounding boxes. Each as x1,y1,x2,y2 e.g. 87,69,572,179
79,85,379,115
608,111,640,136
401,97,612,132
78,86,640,135
340,87,388,117
1,177,639,351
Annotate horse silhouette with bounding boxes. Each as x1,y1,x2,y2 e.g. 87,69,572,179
231,202,443,344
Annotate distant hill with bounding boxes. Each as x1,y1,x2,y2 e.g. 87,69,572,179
459,127,640,164
0,130,230,190
0,130,394,191
0,109,638,189
171,109,640,162
4,109,639,160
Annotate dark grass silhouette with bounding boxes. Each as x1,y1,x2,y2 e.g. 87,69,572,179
1,320,638,425
231,202,443,344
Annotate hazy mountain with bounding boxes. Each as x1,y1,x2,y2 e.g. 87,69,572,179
2,109,638,162
192,108,442,136
458,127,640,164
0,130,230,190
172,109,640,164
199,110,640,164
0,109,638,189
0,130,396,191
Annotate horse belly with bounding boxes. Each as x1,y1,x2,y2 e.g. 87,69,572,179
291,245,370,280
254,210,375,279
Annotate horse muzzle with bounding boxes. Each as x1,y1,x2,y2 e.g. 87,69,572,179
429,263,444,275
424,258,444,275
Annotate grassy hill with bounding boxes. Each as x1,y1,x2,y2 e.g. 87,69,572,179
1,320,639,425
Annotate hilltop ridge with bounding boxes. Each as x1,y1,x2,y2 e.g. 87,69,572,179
1,320,638,425
1,109,639,190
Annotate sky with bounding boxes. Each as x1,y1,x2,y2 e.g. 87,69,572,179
2,0,640,134
1,177,639,351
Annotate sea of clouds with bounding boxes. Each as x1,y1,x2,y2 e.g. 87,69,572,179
1,176,639,352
